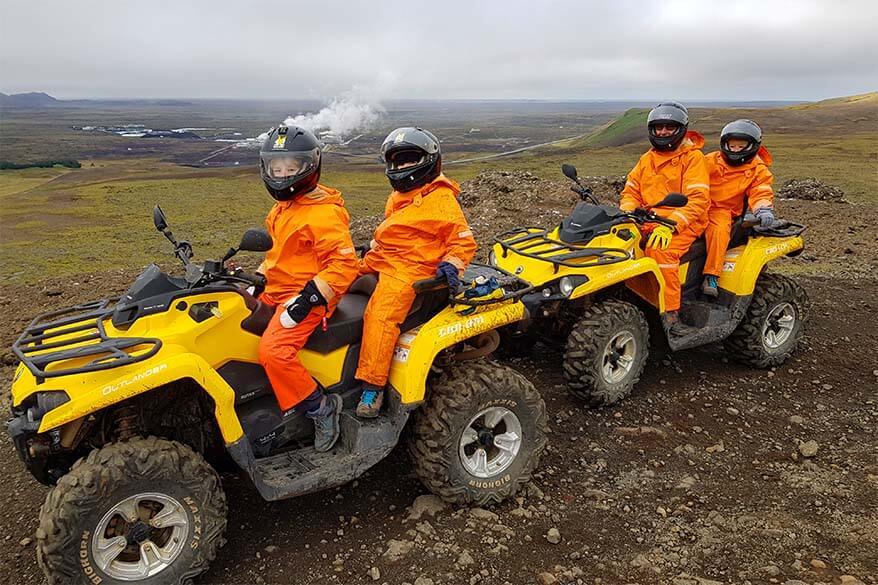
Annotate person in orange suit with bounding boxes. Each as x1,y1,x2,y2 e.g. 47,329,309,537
619,101,710,335
256,124,358,452
355,127,477,418
702,119,775,297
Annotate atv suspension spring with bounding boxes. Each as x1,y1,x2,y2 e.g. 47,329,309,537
112,405,142,441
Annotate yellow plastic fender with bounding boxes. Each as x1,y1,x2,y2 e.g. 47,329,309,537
718,235,804,296
387,301,526,404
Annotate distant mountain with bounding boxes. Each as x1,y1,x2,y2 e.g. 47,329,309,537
0,92,59,107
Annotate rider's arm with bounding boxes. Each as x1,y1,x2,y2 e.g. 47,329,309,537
669,152,710,231
438,195,477,273
745,164,775,212
619,161,645,212
310,206,359,302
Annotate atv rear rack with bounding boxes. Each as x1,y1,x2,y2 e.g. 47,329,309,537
494,227,631,274
12,298,162,384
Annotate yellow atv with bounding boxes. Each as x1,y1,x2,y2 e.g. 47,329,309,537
490,164,808,406
8,206,547,585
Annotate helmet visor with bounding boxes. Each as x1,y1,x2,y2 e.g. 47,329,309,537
385,147,428,171
261,149,320,180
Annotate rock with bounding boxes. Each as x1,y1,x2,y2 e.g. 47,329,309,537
537,572,558,585
469,507,499,522
675,475,697,490
673,574,723,585
631,554,652,568
759,565,781,577
705,441,725,453
457,550,475,566
382,539,414,562
413,577,434,585
726,407,740,416
798,440,819,458
778,177,846,202
546,527,561,544
838,576,865,585
263,545,278,554
782,581,810,585
613,426,668,438
788,415,804,424
809,558,827,569
368,567,381,581
406,494,447,521
19,537,32,547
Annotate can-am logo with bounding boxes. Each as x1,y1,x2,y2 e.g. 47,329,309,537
101,364,168,396
438,316,485,338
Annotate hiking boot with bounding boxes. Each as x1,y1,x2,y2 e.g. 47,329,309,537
356,386,384,419
701,275,719,298
306,393,343,452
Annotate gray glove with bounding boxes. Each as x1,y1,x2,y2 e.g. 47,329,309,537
755,207,776,227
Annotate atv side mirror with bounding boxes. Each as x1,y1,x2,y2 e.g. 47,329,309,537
654,193,689,208
153,205,169,232
239,228,273,252
561,164,579,181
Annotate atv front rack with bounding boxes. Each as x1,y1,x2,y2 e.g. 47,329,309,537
12,298,162,384
494,227,631,274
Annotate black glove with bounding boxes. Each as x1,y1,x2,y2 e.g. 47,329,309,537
436,261,461,290
280,280,327,328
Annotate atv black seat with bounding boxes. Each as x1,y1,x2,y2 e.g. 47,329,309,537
241,273,450,354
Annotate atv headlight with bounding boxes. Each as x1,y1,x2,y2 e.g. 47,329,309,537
559,276,588,297
32,391,70,420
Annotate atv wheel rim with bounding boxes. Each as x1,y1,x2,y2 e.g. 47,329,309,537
91,492,190,581
762,302,797,350
458,406,522,479
601,331,637,384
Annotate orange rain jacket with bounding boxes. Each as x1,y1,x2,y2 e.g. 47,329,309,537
619,131,710,235
705,146,775,215
259,185,359,307
361,174,477,281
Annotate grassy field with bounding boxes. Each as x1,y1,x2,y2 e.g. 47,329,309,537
1,94,875,286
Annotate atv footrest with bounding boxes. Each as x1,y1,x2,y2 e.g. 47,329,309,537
247,410,409,501
668,296,752,352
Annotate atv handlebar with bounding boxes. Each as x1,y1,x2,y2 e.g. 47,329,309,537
233,270,267,288
629,208,678,228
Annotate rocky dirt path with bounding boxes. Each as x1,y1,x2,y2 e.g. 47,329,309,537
1,277,875,585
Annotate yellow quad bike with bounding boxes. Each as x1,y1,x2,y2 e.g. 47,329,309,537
490,163,808,406
8,206,547,585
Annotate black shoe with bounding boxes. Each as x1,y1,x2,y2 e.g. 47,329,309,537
306,394,343,452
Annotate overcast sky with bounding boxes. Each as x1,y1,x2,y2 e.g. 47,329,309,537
1,0,876,101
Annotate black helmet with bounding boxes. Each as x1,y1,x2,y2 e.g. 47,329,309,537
259,125,322,201
720,119,762,166
647,101,689,151
381,127,441,192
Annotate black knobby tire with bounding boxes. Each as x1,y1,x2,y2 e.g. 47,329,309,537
724,273,809,368
563,299,649,406
37,437,227,585
408,360,548,506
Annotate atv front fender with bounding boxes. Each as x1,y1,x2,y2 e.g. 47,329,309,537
387,301,527,405
718,235,804,296
568,257,666,311
34,352,244,443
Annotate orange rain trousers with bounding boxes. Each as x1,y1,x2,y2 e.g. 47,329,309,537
643,225,701,312
703,148,775,276
354,273,418,387
258,303,329,411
